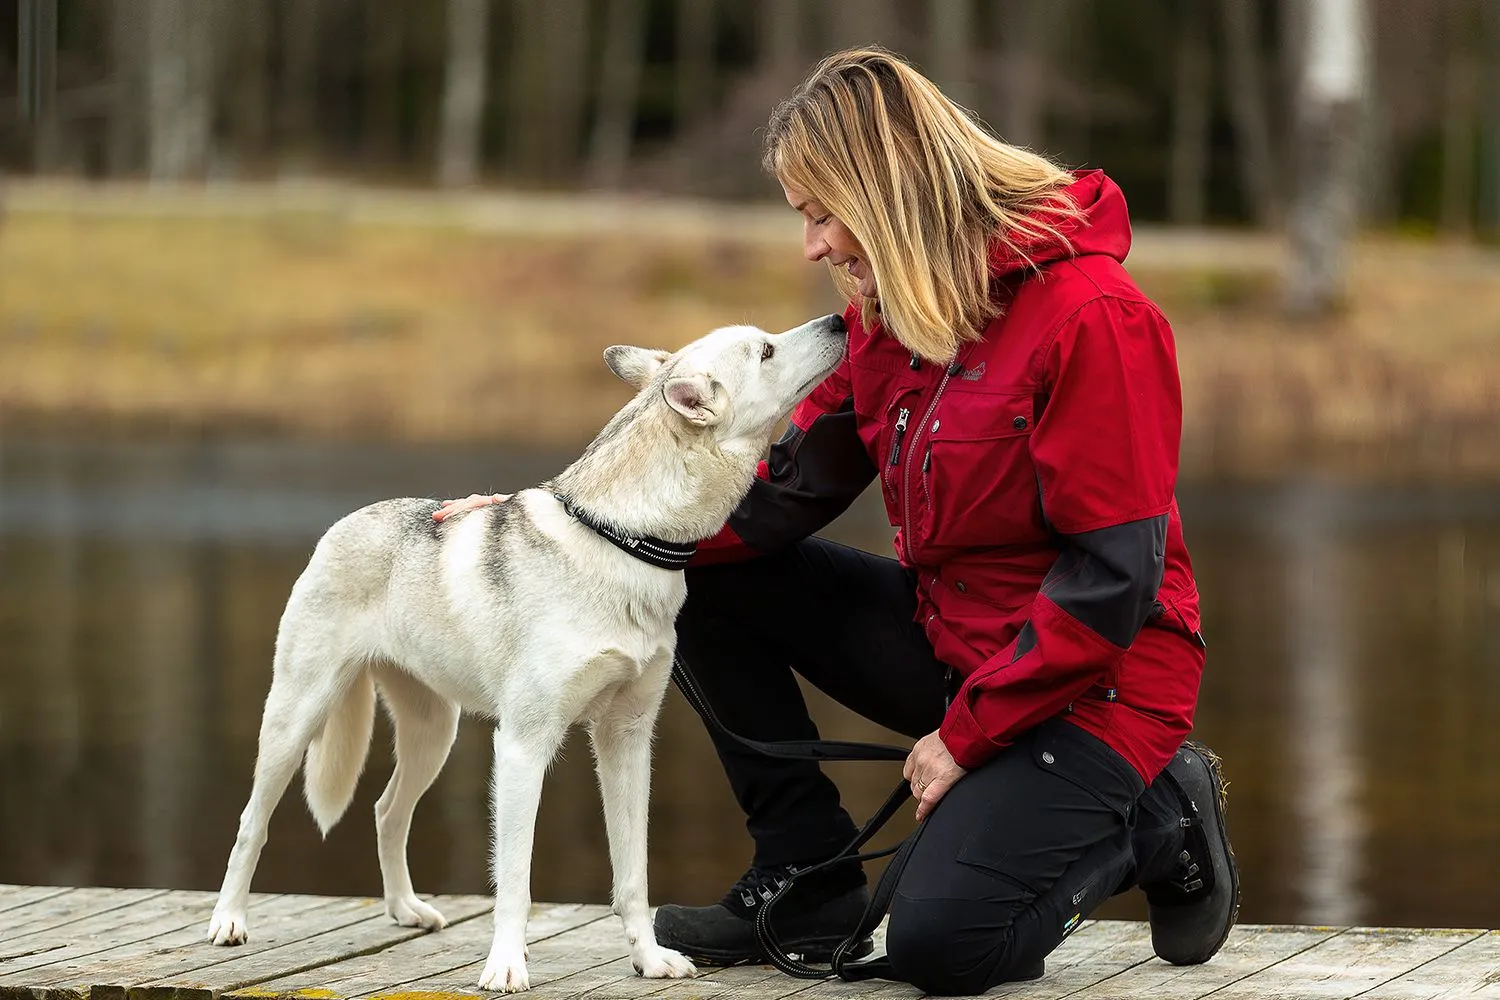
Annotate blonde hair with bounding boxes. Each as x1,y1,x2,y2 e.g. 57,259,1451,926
764,47,1084,363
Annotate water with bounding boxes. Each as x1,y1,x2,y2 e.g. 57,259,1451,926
2,430,1498,930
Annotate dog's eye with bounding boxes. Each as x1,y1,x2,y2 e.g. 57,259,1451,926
761,343,775,362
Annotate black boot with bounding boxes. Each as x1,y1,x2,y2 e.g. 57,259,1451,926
653,860,874,966
1142,742,1241,965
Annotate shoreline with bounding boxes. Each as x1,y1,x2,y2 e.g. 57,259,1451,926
4,183,1498,484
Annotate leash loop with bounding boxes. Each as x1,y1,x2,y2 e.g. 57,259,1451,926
671,657,924,982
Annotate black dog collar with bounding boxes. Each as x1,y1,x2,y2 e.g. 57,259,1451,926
553,493,698,571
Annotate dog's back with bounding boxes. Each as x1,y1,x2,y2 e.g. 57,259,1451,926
285,490,684,712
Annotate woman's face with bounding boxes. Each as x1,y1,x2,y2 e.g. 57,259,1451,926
780,181,877,298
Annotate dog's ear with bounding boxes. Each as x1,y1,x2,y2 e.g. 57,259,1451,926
603,345,670,389
663,374,719,426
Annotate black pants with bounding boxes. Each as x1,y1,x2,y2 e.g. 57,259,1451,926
676,537,1191,995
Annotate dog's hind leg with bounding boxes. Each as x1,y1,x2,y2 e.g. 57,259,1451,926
209,644,361,945
479,712,569,993
589,653,695,981
371,663,460,932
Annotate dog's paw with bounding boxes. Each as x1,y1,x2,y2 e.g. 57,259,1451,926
632,944,697,980
386,895,447,931
207,910,249,946
479,946,530,993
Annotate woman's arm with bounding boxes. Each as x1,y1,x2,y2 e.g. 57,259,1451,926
940,295,1183,768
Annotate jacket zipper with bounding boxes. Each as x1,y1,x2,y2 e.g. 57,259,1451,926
900,360,962,564
888,407,910,466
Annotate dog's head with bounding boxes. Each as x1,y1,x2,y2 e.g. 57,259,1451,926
603,314,846,445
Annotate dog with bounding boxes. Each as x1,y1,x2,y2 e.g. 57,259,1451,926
206,313,847,992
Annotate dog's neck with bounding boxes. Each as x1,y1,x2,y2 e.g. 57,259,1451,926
549,392,759,546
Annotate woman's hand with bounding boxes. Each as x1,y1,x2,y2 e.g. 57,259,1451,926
432,492,511,522
903,731,967,822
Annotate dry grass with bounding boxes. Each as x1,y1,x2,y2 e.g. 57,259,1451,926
3,200,1498,481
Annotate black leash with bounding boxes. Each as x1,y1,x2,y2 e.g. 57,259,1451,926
671,657,931,982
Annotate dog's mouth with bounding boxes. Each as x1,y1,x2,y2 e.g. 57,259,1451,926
792,360,840,399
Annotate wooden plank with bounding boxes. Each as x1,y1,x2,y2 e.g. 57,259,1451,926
3,893,389,1000
983,919,1157,1000
123,894,496,1000
1208,927,1488,1000
371,907,635,998
1067,923,1342,999
228,903,607,1000
602,963,799,1000
0,888,171,942
1358,929,1500,1000
0,888,72,919
543,919,1138,1000
0,890,224,978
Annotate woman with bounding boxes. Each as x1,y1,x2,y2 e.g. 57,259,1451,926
438,48,1238,995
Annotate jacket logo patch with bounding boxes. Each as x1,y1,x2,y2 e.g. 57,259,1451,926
960,361,986,381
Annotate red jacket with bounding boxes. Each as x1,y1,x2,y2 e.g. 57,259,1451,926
698,171,1206,782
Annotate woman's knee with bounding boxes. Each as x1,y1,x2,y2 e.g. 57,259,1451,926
886,898,1039,995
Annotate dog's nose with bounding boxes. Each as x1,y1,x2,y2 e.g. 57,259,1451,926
827,313,846,334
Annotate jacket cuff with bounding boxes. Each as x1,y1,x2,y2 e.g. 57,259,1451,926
939,694,1011,771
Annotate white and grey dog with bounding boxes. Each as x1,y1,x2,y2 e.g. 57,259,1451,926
206,314,846,992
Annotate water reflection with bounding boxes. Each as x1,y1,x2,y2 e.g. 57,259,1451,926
1,431,1498,930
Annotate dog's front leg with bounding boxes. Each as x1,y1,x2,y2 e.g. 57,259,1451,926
589,662,696,981
481,721,563,993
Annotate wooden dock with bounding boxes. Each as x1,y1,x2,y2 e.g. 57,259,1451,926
0,885,1495,1000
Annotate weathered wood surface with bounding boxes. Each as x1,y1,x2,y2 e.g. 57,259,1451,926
1,886,1496,1000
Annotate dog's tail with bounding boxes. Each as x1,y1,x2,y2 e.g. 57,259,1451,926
303,667,376,837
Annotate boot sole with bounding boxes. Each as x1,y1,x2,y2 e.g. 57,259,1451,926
1180,740,1242,964
675,933,875,968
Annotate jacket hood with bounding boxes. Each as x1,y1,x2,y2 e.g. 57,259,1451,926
987,169,1132,277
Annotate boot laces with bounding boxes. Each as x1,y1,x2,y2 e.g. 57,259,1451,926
729,864,802,909
1170,842,1205,894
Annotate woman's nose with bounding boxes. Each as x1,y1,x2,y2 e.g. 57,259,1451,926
803,232,829,263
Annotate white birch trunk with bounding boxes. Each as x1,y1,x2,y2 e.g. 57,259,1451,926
438,0,490,188
585,0,647,190
1284,0,1369,317
147,0,212,182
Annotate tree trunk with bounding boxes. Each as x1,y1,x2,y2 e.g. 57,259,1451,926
147,0,213,182
1169,0,1210,224
994,0,1053,149
19,0,64,173
1439,0,1478,237
1284,0,1369,318
929,0,975,111
363,1,404,169
761,0,804,78
232,0,271,173
507,0,589,181
278,0,319,176
585,0,647,189
1481,0,1500,233
821,0,899,52
437,0,490,187
675,0,715,131
108,0,146,177
1219,0,1282,225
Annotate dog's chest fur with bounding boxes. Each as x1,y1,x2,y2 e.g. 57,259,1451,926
407,492,685,712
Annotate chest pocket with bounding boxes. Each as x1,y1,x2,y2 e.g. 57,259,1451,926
851,369,923,525
913,388,1047,551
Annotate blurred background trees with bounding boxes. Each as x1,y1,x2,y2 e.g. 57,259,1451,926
5,0,1498,237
